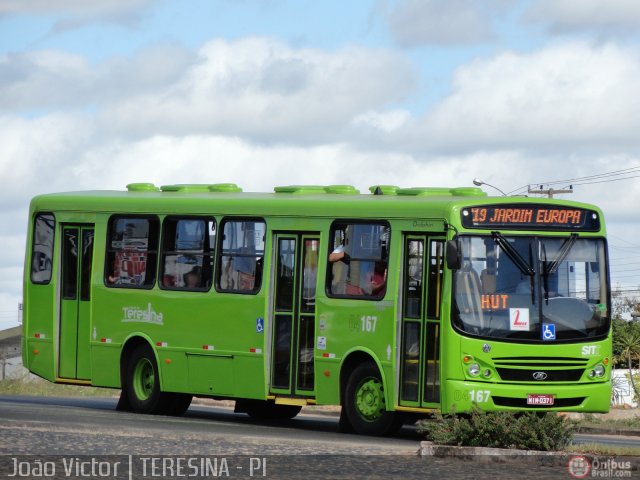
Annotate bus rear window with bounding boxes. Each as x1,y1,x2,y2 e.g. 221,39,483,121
327,222,390,299
31,213,55,284
105,216,159,288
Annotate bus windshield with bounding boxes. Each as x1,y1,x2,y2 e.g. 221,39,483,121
452,235,609,342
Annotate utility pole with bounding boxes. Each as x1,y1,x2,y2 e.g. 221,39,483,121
527,185,573,198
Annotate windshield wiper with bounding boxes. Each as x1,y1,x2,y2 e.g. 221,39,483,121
541,233,578,302
546,234,578,275
491,232,534,277
492,232,535,304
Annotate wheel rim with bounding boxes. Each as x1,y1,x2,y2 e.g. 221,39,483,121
133,357,155,401
355,377,385,422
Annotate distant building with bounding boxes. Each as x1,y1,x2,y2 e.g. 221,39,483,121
0,326,22,380
611,369,639,407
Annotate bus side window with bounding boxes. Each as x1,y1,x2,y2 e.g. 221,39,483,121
105,216,159,289
216,218,265,294
327,222,390,300
159,217,215,291
31,213,55,284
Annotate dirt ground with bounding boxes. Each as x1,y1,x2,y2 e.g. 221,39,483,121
564,406,640,420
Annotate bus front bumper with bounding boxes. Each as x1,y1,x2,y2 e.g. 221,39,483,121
444,379,611,414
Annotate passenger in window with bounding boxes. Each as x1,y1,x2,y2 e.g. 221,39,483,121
235,249,258,291
184,266,202,289
369,261,388,296
107,252,125,285
329,240,349,295
329,241,350,263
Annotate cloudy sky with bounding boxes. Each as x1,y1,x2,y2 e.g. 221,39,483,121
1,0,640,329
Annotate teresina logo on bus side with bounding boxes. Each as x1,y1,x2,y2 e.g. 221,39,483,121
121,303,164,326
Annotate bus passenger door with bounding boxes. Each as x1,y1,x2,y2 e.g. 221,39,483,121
270,233,319,399
59,225,94,380
399,235,445,409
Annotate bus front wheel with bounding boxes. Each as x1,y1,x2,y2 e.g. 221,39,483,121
125,343,192,416
343,362,402,436
126,344,163,414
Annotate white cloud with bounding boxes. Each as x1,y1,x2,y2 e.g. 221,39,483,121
0,0,154,28
0,291,22,331
21,39,639,159
404,42,640,154
0,114,95,205
0,45,195,112
0,236,27,269
65,134,427,192
527,0,640,34
100,38,416,144
351,110,411,132
0,51,92,111
385,0,498,47
0,39,416,144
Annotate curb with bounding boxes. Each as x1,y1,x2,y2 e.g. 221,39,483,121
418,442,577,465
577,427,640,438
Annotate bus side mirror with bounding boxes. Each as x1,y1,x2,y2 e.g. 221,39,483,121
446,239,460,270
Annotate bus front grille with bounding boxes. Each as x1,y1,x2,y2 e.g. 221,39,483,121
496,368,584,382
492,356,588,367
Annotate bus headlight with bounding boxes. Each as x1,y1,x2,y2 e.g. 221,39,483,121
483,369,492,378
468,364,480,376
588,365,605,379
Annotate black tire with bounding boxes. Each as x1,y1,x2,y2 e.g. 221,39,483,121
343,362,400,436
125,343,164,414
236,399,302,420
116,389,133,412
125,344,193,416
125,344,178,415
161,393,193,416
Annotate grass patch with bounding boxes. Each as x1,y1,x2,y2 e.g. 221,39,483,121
576,413,640,433
0,372,117,397
567,443,640,456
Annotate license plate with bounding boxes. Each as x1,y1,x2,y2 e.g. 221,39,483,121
527,394,554,405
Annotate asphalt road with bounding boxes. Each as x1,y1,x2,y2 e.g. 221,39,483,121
0,395,636,479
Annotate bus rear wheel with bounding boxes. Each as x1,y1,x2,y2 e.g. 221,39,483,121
343,362,401,436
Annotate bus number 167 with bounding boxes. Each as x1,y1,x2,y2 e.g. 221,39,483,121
470,389,491,403
361,315,377,333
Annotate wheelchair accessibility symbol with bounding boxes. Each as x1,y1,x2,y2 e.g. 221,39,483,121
256,317,264,333
542,323,556,341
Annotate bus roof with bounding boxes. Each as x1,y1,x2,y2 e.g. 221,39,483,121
28,183,604,223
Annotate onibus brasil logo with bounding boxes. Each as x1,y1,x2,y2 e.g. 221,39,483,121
568,455,632,478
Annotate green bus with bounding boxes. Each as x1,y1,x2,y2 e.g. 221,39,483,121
22,183,612,435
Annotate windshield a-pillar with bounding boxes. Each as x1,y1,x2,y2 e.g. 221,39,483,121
453,235,609,342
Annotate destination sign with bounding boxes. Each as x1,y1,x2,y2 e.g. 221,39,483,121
461,204,600,231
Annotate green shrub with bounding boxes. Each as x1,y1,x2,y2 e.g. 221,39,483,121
416,407,576,451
